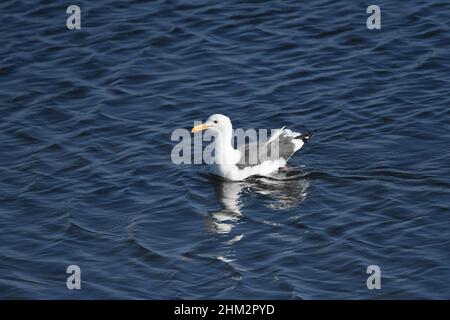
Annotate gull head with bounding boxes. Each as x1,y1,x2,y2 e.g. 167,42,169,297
191,114,232,135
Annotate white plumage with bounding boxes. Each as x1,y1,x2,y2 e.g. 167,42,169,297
191,114,313,181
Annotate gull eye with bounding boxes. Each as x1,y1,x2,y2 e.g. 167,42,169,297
214,120,218,124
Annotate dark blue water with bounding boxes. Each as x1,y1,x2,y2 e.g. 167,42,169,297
1,0,449,299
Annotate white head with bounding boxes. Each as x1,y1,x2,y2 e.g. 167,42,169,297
191,114,232,135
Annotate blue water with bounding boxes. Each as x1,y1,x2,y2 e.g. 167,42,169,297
1,0,449,299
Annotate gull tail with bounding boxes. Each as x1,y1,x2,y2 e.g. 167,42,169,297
295,129,316,143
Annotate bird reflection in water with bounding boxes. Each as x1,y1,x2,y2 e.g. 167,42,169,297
205,167,310,236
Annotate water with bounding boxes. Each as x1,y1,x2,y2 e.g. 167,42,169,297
1,0,449,299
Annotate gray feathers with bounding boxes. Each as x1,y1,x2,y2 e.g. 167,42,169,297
236,132,307,169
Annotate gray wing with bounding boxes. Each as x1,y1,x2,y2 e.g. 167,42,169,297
236,133,299,170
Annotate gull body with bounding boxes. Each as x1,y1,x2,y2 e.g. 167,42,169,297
191,114,313,181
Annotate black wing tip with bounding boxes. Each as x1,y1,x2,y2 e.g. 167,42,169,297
295,129,317,143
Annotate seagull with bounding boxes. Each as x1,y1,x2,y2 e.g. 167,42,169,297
191,114,314,181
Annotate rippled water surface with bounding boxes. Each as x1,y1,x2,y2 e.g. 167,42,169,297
1,0,450,299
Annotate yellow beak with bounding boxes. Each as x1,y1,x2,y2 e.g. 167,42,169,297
191,123,209,133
